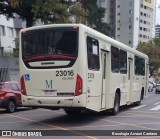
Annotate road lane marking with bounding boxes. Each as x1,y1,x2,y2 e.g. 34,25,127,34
33,124,124,130
100,118,156,130
130,105,146,110
150,105,160,110
126,110,160,114
135,122,160,125
126,112,160,120
6,114,97,139
154,101,160,105
0,121,29,124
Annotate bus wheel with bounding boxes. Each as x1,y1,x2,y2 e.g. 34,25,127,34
111,93,120,115
135,93,142,106
64,109,81,115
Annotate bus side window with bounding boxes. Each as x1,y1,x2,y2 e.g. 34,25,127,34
120,49,127,74
111,46,119,73
135,56,145,76
87,37,100,70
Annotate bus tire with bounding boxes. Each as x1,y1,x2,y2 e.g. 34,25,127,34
111,93,120,115
64,109,81,115
135,98,141,106
135,90,143,106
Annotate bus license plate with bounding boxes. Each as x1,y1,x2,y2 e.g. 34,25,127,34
43,91,57,96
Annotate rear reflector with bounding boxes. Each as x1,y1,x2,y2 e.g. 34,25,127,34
20,76,27,95
75,74,83,96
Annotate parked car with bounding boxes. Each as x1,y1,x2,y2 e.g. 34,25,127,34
155,82,160,94
0,81,21,113
148,80,156,92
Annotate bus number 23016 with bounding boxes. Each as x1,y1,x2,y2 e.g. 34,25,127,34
56,70,74,77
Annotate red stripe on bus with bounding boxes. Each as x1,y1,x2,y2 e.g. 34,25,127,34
24,55,76,62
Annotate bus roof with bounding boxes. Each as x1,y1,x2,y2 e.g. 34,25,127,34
21,24,148,60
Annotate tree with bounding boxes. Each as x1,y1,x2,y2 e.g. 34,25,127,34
137,39,160,77
81,0,112,36
0,0,111,36
68,1,88,24
0,0,37,27
32,0,70,24
0,0,87,26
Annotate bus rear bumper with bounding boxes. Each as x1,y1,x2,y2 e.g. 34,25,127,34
21,94,87,108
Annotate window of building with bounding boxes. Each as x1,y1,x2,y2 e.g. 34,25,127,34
129,33,132,37
117,20,120,23
129,18,132,22
129,40,132,44
99,0,105,3
129,25,132,29
117,5,120,8
7,27,14,37
87,36,100,70
140,27,142,30
118,12,120,16
129,2,132,6
15,29,20,38
117,28,120,31
140,12,143,15
143,28,147,31
129,10,132,14
117,35,120,38
145,0,151,3
0,25,6,36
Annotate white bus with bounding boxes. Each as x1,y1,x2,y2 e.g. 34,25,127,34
19,24,149,115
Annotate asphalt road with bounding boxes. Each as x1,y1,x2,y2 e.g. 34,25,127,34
0,90,160,139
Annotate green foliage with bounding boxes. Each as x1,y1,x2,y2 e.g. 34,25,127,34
0,0,36,27
137,38,160,77
13,49,19,57
32,0,70,24
81,0,112,36
68,2,88,24
0,0,111,36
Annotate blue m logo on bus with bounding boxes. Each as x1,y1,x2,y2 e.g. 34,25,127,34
46,80,53,89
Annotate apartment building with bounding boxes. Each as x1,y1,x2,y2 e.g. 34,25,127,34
97,0,156,49
155,24,160,38
0,15,25,55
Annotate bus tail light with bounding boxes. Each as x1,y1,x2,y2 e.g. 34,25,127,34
75,74,83,96
20,76,27,95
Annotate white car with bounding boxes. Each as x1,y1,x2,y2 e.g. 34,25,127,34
148,80,156,92
155,83,160,94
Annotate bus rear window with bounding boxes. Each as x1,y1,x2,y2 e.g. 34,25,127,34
22,29,78,60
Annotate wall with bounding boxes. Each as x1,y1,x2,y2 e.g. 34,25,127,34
0,56,19,82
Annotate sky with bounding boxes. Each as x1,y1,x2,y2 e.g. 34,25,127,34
156,0,160,24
